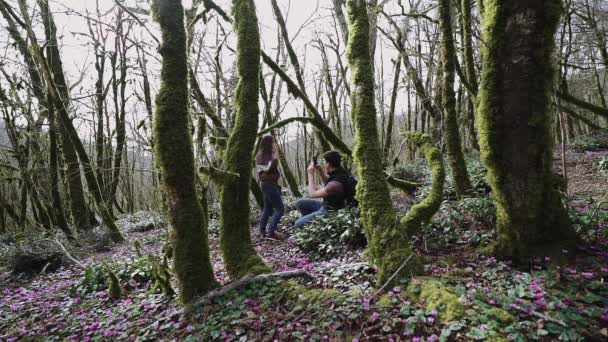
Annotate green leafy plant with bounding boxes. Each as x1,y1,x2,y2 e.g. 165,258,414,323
70,256,153,297
294,207,366,259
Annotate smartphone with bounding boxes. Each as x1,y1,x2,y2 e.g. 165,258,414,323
312,155,318,166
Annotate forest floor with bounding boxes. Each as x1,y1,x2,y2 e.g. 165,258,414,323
1,134,608,341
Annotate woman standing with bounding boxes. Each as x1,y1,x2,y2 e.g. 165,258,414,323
255,135,285,240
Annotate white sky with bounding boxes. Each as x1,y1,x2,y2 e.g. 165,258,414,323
1,0,433,147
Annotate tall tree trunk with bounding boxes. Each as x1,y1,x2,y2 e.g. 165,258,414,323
477,0,576,259
152,0,218,303
48,105,73,239
109,11,129,216
383,56,401,164
347,0,432,287
38,0,99,231
460,0,480,150
219,0,269,278
439,0,472,196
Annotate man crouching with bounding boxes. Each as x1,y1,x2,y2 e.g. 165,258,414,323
295,151,350,228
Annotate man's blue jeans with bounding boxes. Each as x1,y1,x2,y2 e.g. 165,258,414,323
295,198,327,229
259,183,284,235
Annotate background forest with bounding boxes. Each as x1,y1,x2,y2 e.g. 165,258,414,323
0,0,607,341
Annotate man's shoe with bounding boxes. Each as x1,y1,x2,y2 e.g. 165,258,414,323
266,232,284,241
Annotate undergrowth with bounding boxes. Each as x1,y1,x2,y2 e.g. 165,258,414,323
570,129,608,152
70,256,153,297
294,207,366,259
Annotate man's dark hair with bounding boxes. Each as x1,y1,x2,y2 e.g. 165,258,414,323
323,150,342,168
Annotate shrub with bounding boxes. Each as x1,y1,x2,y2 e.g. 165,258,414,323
419,195,496,249
570,129,608,152
569,201,608,241
116,211,164,233
294,207,366,259
392,159,430,184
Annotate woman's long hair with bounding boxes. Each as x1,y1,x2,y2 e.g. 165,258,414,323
256,135,274,163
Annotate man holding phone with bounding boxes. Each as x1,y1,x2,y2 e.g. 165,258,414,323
294,150,348,228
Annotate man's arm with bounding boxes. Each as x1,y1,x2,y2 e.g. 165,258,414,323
307,162,328,198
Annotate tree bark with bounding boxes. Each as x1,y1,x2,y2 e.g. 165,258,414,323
460,0,480,150
477,0,576,259
439,0,472,196
219,0,270,278
152,0,218,303
346,0,421,288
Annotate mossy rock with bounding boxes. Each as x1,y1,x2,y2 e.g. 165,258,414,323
281,281,346,305
377,294,393,307
405,278,464,322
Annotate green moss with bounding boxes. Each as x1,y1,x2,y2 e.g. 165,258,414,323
104,263,122,300
152,0,218,303
486,307,515,325
281,281,345,304
476,0,575,260
346,0,418,289
149,255,175,297
219,0,269,278
134,240,143,258
401,132,445,236
406,278,464,322
377,294,392,307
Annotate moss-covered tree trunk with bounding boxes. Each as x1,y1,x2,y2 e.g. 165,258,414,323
439,0,472,197
346,0,421,287
219,0,269,278
152,0,218,303
38,0,92,231
48,104,73,239
460,0,480,151
477,0,576,259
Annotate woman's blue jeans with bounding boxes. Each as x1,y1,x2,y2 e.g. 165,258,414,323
259,183,284,235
